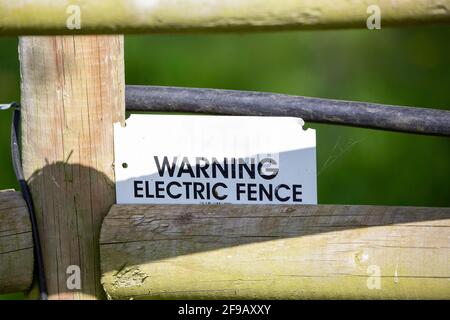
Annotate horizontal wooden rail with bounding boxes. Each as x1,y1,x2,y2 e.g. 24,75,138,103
100,204,450,300
0,190,33,294
1,0,449,35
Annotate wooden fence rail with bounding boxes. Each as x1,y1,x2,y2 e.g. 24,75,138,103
1,0,449,35
0,190,33,295
100,204,450,300
2,195,450,299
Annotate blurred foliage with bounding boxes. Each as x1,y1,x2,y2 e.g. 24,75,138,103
0,26,449,300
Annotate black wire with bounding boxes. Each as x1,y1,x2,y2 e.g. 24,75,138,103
10,103,48,300
126,85,450,137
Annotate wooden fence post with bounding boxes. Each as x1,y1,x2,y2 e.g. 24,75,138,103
19,35,125,299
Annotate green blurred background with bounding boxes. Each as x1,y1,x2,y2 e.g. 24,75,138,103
0,26,449,300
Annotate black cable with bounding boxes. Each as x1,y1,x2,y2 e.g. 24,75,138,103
126,85,450,137
10,103,48,300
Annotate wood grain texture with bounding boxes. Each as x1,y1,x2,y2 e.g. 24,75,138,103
0,190,33,294
100,204,450,300
0,0,449,35
19,35,125,299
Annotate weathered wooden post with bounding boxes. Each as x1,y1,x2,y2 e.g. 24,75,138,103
19,35,125,299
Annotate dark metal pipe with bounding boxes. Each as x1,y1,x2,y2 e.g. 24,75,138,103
125,85,450,137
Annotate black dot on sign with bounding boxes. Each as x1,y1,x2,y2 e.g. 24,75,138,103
122,163,128,169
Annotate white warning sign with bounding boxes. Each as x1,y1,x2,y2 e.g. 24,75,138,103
114,115,317,205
